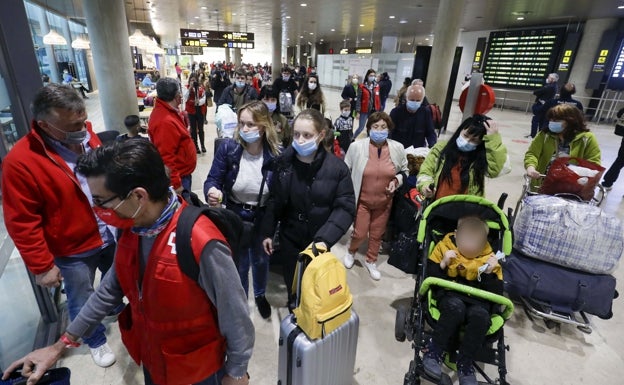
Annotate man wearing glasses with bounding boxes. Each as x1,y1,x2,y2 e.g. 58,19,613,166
1,84,117,368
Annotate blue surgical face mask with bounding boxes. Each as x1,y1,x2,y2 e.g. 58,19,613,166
368,76,376,83
456,134,478,152
548,121,564,133
369,130,388,144
263,101,277,112
235,81,245,88
292,136,318,157
406,100,422,111
239,129,261,144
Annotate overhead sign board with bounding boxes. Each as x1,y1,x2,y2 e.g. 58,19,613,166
180,28,255,49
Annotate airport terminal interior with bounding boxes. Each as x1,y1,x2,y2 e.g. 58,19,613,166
1,1,624,385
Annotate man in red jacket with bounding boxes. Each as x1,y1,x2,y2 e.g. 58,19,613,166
149,77,197,193
1,84,117,368
2,140,253,385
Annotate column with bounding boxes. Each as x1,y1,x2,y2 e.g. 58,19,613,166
568,18,618,99
225,47,231,64
426,0,465,111
37,7,61,83
60,19,77,71
271,23,282,81
233,48,242,67
82,0,137,132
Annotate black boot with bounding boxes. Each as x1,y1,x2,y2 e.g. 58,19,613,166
255,295,271,319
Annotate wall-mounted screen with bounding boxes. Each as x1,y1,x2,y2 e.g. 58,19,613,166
483,27,566,89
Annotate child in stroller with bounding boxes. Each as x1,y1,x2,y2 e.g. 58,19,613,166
395,195,514,385
423,216,503,385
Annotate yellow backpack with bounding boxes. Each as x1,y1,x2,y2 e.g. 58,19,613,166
292,244,353,340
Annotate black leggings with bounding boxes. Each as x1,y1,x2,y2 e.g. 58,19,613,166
432,294,491,360
188,110,205,149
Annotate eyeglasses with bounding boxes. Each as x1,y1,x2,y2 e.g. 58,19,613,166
93,194,120,208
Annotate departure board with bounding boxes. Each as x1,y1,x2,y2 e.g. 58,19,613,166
483,28,566,89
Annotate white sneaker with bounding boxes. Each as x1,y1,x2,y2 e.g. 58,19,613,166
343,252,355,269
90,343,116,368
364,261,381,280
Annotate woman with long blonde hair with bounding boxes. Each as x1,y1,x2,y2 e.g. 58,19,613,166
204,100,281,319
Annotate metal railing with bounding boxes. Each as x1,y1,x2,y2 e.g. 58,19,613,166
490,87,624,124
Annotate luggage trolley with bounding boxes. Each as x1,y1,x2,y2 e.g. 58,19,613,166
508,160,617,334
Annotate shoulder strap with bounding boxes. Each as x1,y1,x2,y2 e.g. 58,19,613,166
175,205,207,282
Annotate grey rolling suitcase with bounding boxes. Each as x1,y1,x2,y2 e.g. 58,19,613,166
277,251,359,385
277,311,359,385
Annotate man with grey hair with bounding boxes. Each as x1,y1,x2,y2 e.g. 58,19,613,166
389,85,437,148
149,77,197,193
529,72,559,138
1,83,117,368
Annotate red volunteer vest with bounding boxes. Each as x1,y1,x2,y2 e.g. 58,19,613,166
115,203,227,385
359,83,381,113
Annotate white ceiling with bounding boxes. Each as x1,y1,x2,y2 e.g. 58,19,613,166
39,0,624,54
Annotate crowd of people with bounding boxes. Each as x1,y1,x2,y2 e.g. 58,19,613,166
2,63,617,385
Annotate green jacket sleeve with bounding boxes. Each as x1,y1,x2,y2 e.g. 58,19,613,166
417,141,445,194
582,133,602,166
484,133,507,178
524,132,545,171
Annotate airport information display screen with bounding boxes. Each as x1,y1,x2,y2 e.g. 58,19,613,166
607,39,624,90
483,28,566,89
180,29,255,49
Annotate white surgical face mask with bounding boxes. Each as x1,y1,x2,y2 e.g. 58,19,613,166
308,82,317,90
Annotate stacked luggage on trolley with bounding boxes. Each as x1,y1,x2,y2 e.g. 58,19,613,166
506,157,622,333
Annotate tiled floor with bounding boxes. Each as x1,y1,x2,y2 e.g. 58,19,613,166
40,85,624,384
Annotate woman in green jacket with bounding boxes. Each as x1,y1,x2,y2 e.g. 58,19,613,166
417,115,507,199
525,103,601,184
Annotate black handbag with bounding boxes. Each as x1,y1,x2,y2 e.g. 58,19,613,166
387,232,420,274
0,367,71,385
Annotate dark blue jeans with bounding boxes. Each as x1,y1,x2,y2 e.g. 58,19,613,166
54,243,116,348
238,235,270,298
354,112,369,139
143,366,224,385
181,175,192,193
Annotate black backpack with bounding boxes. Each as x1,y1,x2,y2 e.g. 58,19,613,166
175,191,251,281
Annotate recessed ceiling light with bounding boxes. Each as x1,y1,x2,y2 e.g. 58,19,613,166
201,6,207,10
331,28,335,31
418,20,422,23
286,15,291,18
300,35,304,38
189,22,194,25
232,13,237,15
287,38,290,40
310,32,314,35
407,42,411,45
619,5,624,8
361,38,365,40
400,19,408,24
194,16,200,19
320,39,324,41
300,3,307,6
266,23,270,25
425,38,429,40
516,16,525,20
389,16,395,19
360,24,364,27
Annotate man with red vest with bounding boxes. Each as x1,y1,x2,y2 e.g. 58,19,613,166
1,84,117,368
3,140,254,385
149,77,197,193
